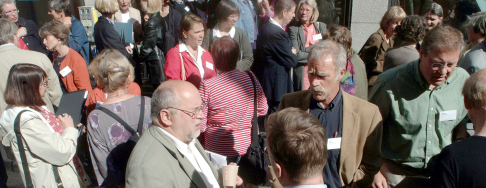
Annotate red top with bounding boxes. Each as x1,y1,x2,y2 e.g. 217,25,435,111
164,44,217,88
54,48,92,93
199,70,268,157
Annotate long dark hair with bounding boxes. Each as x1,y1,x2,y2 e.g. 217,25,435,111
4,64,47,108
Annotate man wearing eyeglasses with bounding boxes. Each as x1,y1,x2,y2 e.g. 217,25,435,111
369,25,470,188
126,80,242,187
0,0,47,54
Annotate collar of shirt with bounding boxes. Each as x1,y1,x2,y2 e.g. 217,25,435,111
283,184,328,188
310,89,343,111
158,126,197,156
269,17,284,30
0,43,15,49
414,60,453,90
213,25,236,38
179,42,206,78
102,16,116,26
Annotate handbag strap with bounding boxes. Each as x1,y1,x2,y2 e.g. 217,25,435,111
97,107,138,137
137,96,145,134
179,52,186,81
245,71,259,148
14,110,64,188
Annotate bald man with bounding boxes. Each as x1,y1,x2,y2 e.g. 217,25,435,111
429,69,486,187
125,80,220,187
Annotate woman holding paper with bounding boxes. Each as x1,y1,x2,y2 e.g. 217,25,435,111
287,0,326,91
164,13,217,88
39,21,92,94
0,64,83,187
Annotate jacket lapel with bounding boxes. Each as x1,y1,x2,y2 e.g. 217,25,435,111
339,92,358,181
149,126,208,188
378,29,389,51
195,141,219,182
299,26,306,50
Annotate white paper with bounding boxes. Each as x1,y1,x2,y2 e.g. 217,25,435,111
206,61,214,70
327,137,341,150
439,110,457,121
84,91,89,99
312,34,322,41
59,66,72,77
206,150,227,171
184,6,190,12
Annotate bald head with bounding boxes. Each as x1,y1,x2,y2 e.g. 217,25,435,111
151,80,201,121
463,69,486,110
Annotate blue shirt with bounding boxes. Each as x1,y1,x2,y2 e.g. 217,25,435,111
310,89,343,188
68,16,90,65
231,0,257,46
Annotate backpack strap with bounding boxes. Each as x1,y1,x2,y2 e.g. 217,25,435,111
137,96,145,134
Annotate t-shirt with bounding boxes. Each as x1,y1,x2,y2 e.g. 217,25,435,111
121,12,130,23
429,136,486,188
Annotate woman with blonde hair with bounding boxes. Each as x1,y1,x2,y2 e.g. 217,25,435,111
94,0,131,57
87,50,151,187
359,6,406,87
288,0,326,91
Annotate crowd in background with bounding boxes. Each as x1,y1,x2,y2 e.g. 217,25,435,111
0,0,486,187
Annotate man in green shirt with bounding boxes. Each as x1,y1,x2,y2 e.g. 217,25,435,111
369,25,470,188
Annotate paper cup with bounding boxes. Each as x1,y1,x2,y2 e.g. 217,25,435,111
222,165,239,187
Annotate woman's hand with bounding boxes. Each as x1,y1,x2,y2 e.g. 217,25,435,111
58,113,74,129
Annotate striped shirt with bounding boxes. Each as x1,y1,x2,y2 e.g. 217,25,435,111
199,70,268,157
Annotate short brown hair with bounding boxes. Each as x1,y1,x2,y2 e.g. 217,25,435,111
4,64,47,108
216,0,239,23
396,15,427,43
322,24,353,58
266,107,327,183
274,0,296,16
421,25,465,57
179,13,205,42
39,21,70,45
145,0,161,14
210,36,239,72
98,49,134,92
380,6,406,30
95,0,119,14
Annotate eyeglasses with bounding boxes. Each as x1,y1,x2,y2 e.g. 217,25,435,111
167,102,206,119
431,62,456,71
3,9,19,16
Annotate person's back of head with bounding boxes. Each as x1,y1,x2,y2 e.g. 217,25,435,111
4,63,47,108
468,12,486,37
396,15,427,43
266,107,327,186
322,24,353,58
98,49,134,92
0,18,17,46
462,69,486,135
274,0,296,15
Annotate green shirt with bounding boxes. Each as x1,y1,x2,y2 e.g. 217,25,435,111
369,60,469,169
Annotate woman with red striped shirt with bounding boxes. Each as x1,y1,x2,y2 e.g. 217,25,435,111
199,37,268,160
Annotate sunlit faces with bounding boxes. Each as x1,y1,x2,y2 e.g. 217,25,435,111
183,22,205,47
169,92,205,144
299,3,313,24
39,79,48,98
386,18,401,36
419,48,460,89
222,13,239,27
43,35,60,51
1,3,18,23
308,55,344,103
424,12,442,29
118,0,131,12
48,9,62,21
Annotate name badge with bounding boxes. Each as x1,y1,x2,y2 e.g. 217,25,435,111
206,61,214,70
312,34,322,41
59,66,72,77
327,137,341,150
184,6,190,12
439,110,457,121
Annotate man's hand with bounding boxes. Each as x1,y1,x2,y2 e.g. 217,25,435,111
126,46,133,54
17,27,27,37
291,47,297,55
372,171,388,188
61,17,72,29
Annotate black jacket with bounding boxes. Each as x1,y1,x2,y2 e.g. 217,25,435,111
17,17,47,55
94,17,129,58
170,0,207,26
140,6,182,61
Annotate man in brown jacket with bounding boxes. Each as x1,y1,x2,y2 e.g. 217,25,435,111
276,40,383,187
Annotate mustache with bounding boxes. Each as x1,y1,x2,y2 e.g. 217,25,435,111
312,86,325,93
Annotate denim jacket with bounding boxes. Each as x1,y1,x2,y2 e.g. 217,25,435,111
68,17,90,65
231,0,258,45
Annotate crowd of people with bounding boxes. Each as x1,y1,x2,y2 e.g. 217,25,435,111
0,0,486,187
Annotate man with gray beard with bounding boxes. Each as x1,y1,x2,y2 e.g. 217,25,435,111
276,40,383,187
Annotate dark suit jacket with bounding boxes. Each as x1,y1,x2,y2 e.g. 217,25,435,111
279,90,383,187
125,126,219,187
94,17,128,58
18,17,47,55
251,21,298,105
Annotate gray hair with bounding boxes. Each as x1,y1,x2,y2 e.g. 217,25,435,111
463,69,486,109
468,12,486,37
294,0,319,23
0,0,15,14
421,25,465,57
424,2,443,17
48,0,72,16
0,18,17,45
308,39,347,78
151,86,180,119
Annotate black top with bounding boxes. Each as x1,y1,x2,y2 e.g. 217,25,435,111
53,55,67,93
310,89,343,188
17,17,47,55
94,17,129,58
429,136,486,188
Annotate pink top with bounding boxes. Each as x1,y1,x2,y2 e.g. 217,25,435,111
199,70,268,157
304,23,318,47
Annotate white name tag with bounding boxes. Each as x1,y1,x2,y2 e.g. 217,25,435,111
59,66,72,77
327,137,341,150
184,6,190,12
439,110,457,121
206,61,214,70
312,34,322,41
